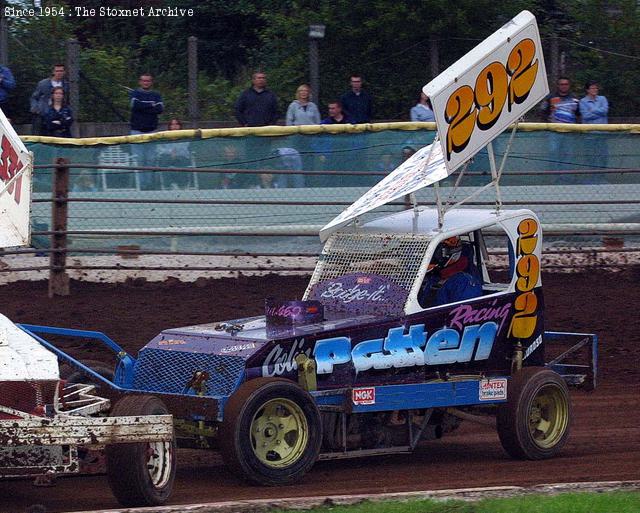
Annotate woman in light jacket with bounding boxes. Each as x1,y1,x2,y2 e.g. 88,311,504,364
286,84,321,125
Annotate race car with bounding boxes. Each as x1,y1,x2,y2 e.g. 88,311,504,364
21,205,597,487
18,9,596,490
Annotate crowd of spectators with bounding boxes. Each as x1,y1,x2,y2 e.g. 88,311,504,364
0,64,610,136
0,63,613,191
539,76,608,124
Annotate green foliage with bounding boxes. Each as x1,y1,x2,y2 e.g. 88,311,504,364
78,47,133,122
4,0,640,124
566,0,640,117
254,0,533,119
196,75,245,121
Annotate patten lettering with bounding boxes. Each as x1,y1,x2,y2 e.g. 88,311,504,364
314,322,498,375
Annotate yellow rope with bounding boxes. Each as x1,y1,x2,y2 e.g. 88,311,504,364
20,121,640,146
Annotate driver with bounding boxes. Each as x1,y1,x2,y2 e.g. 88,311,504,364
419,236,482,307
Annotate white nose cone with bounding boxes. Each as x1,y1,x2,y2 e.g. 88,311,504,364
0,314,59,381
0,108,32,248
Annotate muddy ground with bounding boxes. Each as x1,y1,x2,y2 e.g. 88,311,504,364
0,270,639,513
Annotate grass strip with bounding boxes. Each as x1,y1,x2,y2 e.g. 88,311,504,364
273,491,640,513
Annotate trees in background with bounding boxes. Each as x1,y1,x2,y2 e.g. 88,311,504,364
4,0,639,123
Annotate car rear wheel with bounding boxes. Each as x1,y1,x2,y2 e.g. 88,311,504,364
497,367,571,460
105,395,176,507
220,378,322,486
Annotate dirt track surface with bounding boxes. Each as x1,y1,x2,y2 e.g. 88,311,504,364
1,270,639,513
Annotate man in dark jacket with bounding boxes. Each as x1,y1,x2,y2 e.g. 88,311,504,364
30,64,69,135
235,72,278,127
129,73,164,189
340,75,373,124
129,73,164,133
321,101,351,124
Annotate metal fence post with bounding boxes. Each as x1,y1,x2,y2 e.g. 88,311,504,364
429,37,439,79
549,33,559,88
0,15,8,65
188,36,199,125
66,39,80,138
48,158,70,297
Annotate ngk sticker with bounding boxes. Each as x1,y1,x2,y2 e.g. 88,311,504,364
352,387,375,405
479,378,507,401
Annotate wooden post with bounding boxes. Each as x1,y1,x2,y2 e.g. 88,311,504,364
187,36,199,125
549,33,559,88
429,37,439,79
309,38,320,108
66,39,80,137
48,158,70,297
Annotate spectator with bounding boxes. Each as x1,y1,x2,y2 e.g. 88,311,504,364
321,101,351,124
410,92,435,122
0,64,16,113
42,87,73,138
129,73,164,134
376,153,395,173
72,170,99,192
235,71,279,127
30,64,69,135
129,73,164,190
271,147,304,188
579,81,608,124
286,84,321,126
401,145,416,162
539,77,580,172
219,145,240,189
157,118,194,189
258,172,274,188
580,81,609,175
539,77,580,124
340,75,373,123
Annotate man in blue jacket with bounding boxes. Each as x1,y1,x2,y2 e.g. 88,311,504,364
129,73,164,189
129,73,164,134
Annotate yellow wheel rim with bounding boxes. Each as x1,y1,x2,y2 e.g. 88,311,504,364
250,398,308,468
529,384,569,449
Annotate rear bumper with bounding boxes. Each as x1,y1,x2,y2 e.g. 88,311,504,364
544,331,598,389
0,413,173,477
0,413,173,447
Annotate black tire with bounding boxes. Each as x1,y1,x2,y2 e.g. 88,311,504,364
105,395,176,507
497,367,571,460
220,378,322,486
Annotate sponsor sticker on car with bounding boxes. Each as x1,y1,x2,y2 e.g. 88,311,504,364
479,378,507,401
158,339,187,346
221,343,256,353
352,387,376,405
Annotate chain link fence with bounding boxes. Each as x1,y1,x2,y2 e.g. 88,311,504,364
11,122,640,280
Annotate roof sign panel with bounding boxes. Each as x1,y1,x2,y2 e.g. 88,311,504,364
423,10,548,174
